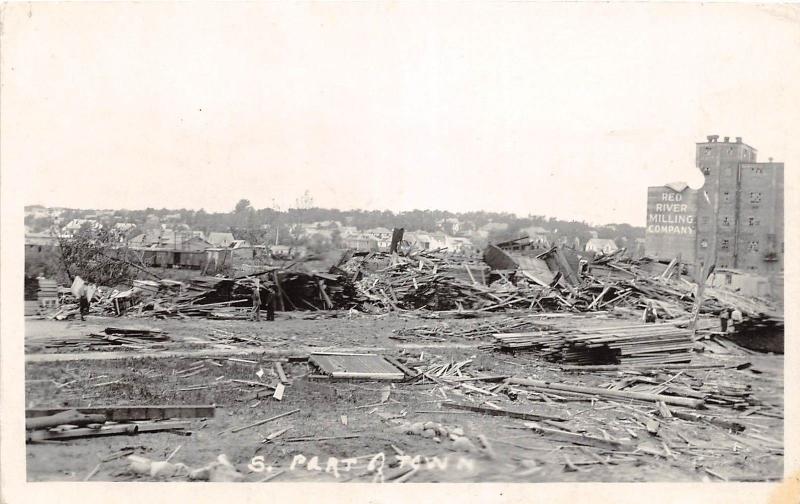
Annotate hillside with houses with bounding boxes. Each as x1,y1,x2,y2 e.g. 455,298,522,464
24,201,645,283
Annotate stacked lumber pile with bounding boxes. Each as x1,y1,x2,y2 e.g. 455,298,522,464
492,321,697,365
88,327,170,346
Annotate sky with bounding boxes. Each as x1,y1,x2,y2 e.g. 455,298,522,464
2,3,799,226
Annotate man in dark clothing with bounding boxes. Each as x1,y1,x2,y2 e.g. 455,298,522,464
265,286,276,321
78,284,90,321
719,308,729,333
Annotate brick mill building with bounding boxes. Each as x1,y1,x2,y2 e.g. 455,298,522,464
646,135,784,278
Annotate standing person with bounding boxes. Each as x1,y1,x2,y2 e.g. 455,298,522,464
265,284,276,322
250,281,262,322
730,308,743,333
78,283,90,321
719,308,730,333
643,301,657,323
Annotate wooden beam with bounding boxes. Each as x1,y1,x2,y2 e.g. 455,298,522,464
560,363,725,372
523,422,635,451
229,408,300,434
274,362,289,384
25,405,216,421
27,421,191,442
26,410,107,430
507,378,705,409
442,401,566,422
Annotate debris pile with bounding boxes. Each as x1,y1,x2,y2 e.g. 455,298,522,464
334,245,782,328
392,314,548,341
334,250,500,311
47,268,358,319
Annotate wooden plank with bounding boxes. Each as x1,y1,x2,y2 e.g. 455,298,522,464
27,421,190,441
507,378,705,408
442,401,566,422
26,410,106,430
229,408,300,433
522,422,635,451
382,355,418,378
274,362,289,384
670,410,746,432
25,405,216,421
310,353,405,380
328,372,405,381
284,434,360,443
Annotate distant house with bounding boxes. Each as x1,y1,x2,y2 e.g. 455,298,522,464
445,236,474,253
404,232,445,251
158,234,211,251
269,245,307,259
342,233,378,252
131,235,211,270
365,227,393,241
114,222,137,232
204,244,269,274
128,230,162,248
585,238,619,255
229,239,251,249
207,232,236,247
62,219,101,235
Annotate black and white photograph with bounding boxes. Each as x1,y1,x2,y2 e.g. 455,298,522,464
1,2,797,503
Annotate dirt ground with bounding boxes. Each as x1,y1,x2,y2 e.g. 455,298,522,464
24,313,783,483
